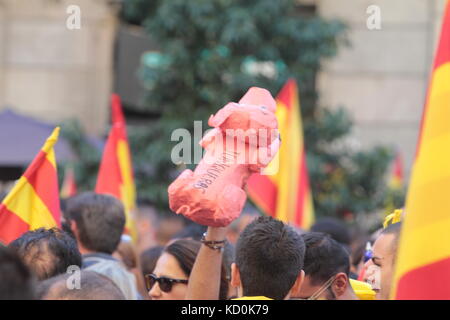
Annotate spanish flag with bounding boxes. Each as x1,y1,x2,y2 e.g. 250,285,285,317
96,94,137,240
0,127,61,244
60,165,77,198
389,152,404,190
384,152,404,214
392,1,450,299
247,79,314,229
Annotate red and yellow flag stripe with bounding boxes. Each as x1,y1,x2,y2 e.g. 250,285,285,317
392,0,450,299
60,165,77,198
247,79,314,229
389,152,404,189
0,127,61,244
96,94,137,240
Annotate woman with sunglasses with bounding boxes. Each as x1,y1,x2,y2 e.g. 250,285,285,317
146,239,229,300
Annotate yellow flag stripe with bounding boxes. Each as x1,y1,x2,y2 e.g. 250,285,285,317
275,101,298,223
117,139,138,242
266,105,288,185
289,98,302,224
46,148,57,168
117,140,136,212
411,133,450,198
391,50,450,298
302,189,315,229
421,63,450,142
3,177,57,230
42,127,60,155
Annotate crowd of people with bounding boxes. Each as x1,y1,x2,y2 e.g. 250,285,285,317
0,191,399,300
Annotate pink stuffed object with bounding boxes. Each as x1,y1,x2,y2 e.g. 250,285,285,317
168,87,280,227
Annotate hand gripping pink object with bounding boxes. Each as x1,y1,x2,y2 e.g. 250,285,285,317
168,87,280,227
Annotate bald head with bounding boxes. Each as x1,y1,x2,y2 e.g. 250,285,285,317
367,223,402,300
380,223,402,259
38,271,125,300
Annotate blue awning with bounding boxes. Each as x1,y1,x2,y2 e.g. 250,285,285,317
0,109,75,166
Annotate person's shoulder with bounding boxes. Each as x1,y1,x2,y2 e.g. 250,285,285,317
82,253,117,264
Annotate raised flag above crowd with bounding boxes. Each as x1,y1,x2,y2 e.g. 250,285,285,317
0,127,61,244
247,79,314,229
95,94,138,241
389,152,404,190
392,0,450,300
60,165,77,198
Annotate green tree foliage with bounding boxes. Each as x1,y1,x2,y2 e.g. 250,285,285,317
60,120,102,191
65,0,399,223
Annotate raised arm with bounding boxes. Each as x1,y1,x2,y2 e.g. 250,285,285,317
185,226,228,300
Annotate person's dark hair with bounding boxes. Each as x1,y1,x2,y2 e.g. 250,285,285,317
60,196,76,238
380,222,402,257
0,245,35,299
65,192,125,254
235,216,305,300
114,236,138,271
9,228,82,281
164,239,229,300
311,218,351,246
37,270,125,300
351,236,370,269
60,198,68,215
302,232,350,286
140,246,164,276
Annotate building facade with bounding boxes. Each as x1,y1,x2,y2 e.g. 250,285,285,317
0,0,117,135
316,0,447,178
0,0,446,179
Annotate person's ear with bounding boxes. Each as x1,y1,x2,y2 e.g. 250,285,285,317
287,270,305,299
230,263,241,288
332,272,349,297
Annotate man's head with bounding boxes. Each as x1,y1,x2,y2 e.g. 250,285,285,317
0,244,35,299
298,232,353,300
9,228,82,280
364,223,402,300
232,216,305,300
65,192,126,254
60,196,76,238
38,270,126,300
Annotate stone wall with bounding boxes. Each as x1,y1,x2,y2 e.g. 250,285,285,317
316,0,447,179
0,0,118,135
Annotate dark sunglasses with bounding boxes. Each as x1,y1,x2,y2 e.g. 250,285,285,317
144,274,188,293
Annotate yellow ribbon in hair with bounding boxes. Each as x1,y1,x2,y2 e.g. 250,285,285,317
383,209,403,229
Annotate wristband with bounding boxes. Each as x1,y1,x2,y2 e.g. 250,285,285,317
200,232,227,252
